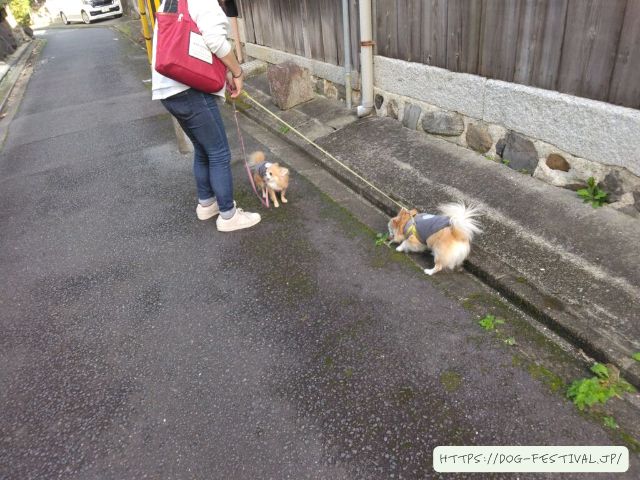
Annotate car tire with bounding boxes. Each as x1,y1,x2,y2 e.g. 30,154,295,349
60,12,69,25
81,11,91,24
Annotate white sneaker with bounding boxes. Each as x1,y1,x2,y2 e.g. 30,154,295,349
216,207,261,232
196,200,236,220
196,202,220,220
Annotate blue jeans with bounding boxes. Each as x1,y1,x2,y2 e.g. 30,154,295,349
161,89,234,214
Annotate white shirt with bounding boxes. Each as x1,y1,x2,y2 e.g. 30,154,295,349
151,0,231,100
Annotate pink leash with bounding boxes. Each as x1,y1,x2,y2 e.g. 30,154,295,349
231,100,269,208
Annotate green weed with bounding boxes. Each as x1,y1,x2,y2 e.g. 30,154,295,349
632,352,640,362
375,232,390,246
478,315,505,331
566,363,635,411
603,416,619,429
577,177,608,208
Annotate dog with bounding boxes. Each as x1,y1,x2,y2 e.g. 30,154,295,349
249,151,289,207
387,202,481,275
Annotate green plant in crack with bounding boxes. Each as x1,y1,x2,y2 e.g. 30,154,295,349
566,363,635,411
632,352,640,362
478,315,505,331
279,125,291,134
577,177,608,208
603,416,619,429
375,232,390,246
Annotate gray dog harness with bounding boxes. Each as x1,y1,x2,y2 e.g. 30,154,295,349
403,213,451,243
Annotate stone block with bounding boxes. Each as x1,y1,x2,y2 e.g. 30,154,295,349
546,153,571,172
311,76,323,95
375,94,384,110
502,132,539,174
466,123,492,153
402,104,421,130
601,171,625,203
633,191,640,212
387,99,398,119
421,111,464,136
267,61,315,110
495,137,506,157
484,79,640,176
324,79,339,100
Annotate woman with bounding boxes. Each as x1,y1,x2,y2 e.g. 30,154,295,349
151,0,260,232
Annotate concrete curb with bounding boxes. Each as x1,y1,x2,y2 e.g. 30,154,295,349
0,41,37,113
0,40,40,151
236,83,640,389
110,20,147,52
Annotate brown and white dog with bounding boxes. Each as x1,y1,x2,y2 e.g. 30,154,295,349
387,203,481,275
249,151,290,207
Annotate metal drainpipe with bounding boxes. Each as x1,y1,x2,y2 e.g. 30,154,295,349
357,0,374,117
342,0,352,109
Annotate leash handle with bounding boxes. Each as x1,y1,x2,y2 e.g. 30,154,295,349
232,100,270,208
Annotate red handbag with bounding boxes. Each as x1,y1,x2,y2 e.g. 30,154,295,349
155,0,228,93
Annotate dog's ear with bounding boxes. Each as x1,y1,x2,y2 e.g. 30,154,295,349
282,168,289,175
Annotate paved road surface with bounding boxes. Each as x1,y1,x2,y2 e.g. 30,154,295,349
0,26,637,479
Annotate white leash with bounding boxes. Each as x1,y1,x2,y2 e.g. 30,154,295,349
238,91,408,212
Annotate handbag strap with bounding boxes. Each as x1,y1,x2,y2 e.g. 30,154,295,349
163,0,187,14
164,0,176,13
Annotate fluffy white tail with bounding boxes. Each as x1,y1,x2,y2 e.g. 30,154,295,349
248,151,266,166
439,202,482,240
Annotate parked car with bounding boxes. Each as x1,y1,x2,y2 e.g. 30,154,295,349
59,0,123,25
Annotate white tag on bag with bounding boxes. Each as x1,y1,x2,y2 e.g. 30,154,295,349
188,31,213,64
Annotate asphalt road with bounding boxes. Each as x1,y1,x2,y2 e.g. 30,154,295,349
0,26,637,479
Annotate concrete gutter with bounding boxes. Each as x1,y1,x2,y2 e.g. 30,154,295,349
0,41,37,113
0,40,39,149
237,75,640,389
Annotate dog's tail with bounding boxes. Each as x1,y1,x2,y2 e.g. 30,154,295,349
248,151,266,167
440,202,482,241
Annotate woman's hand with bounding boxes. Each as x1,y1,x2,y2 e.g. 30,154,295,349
226,70,244,99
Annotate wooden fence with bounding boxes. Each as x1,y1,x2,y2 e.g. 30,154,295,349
240,0,640,110
239,0,361,71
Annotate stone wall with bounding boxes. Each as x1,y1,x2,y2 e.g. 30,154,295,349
0,6,32,61
372,56,640,217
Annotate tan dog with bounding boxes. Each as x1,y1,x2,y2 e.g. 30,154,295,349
388,203,481,275
249,151,289,207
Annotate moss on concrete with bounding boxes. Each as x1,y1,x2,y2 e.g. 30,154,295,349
440,371,463,393
527,363,565,393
